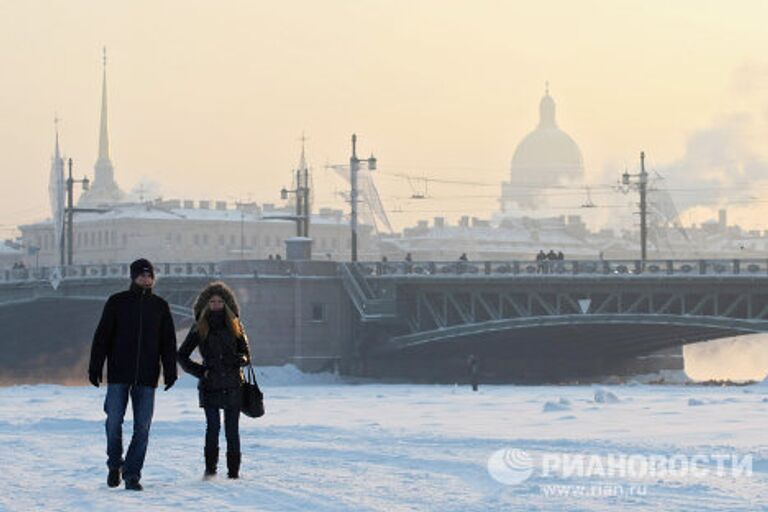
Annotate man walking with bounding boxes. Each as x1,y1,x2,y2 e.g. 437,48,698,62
88,258,178,491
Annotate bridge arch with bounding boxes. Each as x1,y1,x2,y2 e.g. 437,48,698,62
378,314,768,357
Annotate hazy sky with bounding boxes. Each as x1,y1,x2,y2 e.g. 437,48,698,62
3,0,768,237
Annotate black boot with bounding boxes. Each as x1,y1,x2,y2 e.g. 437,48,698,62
204,446,219,477
124,478,143,491
107,467,121,488
226,451,241,479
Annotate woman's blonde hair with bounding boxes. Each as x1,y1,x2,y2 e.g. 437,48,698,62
195,301,243,340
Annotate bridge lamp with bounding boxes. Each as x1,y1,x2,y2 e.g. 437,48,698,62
82,176,90,191
621,171,630,186
367,154,377,171
280,187,289,200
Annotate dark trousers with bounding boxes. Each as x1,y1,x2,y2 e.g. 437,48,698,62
204,406,241,453
104,383,156,481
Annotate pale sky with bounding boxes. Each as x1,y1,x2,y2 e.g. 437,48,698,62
2,0,768,237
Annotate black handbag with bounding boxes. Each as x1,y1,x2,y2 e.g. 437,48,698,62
241,364,264,418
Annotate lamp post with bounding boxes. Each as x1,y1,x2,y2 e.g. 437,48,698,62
348,134,376,262
280,168,311,238
64,158,91,266
235,200,258,260
621,151,649,262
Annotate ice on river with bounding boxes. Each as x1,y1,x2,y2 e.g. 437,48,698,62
0,366,766,511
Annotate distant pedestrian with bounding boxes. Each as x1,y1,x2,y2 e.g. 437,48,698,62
557,251,564,260
404,253,413,262
467,354,480,391
547,249,557,261
88,258,178,491
459,253,468,262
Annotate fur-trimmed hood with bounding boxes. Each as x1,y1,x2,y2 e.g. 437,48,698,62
193,281,240,320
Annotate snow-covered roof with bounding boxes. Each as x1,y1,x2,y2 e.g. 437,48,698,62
19,203,348,228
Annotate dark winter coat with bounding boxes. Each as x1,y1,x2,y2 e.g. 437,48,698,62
88,283,178,388
177,282,252,409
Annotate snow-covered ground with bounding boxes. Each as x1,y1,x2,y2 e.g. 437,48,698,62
1,368,766,511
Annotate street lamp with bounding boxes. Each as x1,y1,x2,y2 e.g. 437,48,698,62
619,151,649,262
279,168,310,237
64,158,100,266
349,134,377,262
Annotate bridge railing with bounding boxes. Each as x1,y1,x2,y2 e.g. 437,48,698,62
353,259,768,277
6,259,768,284
0,262,221,284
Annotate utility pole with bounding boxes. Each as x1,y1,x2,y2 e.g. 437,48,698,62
64,158,99,266
240,206,245,260
280,168,311,237
350,134,359,262
235,200,258,260
295,168,303,237
621,151,649,262
66,159,74,265
348,134,376,261
302,164,310,237
639,152,648,262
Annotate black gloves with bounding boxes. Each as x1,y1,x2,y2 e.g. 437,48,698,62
88,370,102,388
164,377,177,391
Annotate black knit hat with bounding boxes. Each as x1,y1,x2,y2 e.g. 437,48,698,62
130,258,155,280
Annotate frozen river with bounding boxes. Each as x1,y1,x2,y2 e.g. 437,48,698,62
0,368,766,511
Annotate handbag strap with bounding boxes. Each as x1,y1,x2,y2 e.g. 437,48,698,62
245,363,257,384
239,322,258,384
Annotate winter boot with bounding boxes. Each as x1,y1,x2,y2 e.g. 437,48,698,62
204,446,219,477
124,478,143,491
107,467,121,488
226,451,241,479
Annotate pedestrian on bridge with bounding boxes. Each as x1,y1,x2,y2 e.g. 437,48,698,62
88,258,178,491
178,281,252,480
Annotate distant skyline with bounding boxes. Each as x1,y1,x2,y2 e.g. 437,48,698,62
2,0,768,237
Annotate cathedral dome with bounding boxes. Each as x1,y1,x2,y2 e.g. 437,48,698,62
502,85,584,211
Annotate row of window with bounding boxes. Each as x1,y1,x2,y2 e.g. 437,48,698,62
178,233,349,250
35,230,122,250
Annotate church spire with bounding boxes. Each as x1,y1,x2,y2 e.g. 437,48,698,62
97,47,110,162
79,47,123,207
53,115,61,162
49,116,65,263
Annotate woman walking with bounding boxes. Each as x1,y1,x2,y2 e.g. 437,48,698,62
178,281,251,479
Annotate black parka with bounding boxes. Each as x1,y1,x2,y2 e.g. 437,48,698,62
177,282,252,409
178,312,251,409
88,283,178,388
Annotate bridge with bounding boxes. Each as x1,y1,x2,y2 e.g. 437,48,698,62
341,258,768,381
2,258,768,382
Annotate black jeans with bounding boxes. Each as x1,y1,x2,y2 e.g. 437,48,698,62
204,406,240,453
